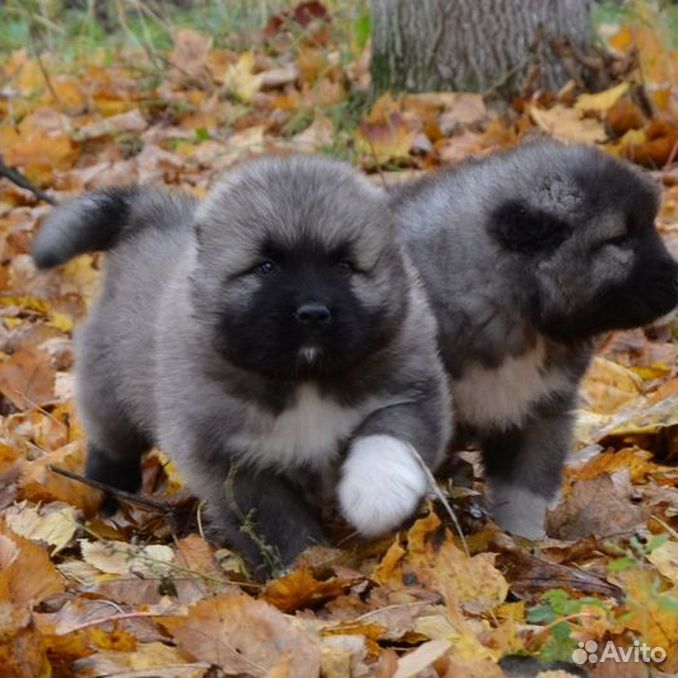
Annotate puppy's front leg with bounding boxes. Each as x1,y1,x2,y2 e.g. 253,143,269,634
481,399,574,540
338,399,447,537
188,461,326,577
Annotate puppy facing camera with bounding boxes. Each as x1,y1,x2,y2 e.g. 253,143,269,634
32,155,452,576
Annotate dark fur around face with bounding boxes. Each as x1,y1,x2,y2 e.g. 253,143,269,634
190,156,407,380
486,143,678,340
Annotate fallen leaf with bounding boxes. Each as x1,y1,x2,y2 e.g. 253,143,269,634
580,357,643,414
529,104,607,144
262,567,354,613
225,52,265,103
6,502,78,554
355,113,416,167
75,109,148,141
574,82,630,114
168,28,212,85
498,545,622,600
80,539,174,576
548,472,646,539
163,592,321,677
19,441,101,514
0,527,64,607
647,540,678,585
393,639,451,678
319,634,368,678
374,511,508,614
0,347,55,410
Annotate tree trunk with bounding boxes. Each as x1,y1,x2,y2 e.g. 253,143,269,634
371,0,597,95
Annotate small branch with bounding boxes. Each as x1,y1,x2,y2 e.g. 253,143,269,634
48,464,172,512
0,156,57,205
28,25,61,106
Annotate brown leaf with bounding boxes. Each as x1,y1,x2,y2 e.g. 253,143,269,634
548,473,647,540
0,347,55,410
163,592,320,677
498,546,622,601
168,28,212,85
0,622,51,678
355,113,416,167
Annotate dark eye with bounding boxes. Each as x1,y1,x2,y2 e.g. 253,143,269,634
335,260,355,276
257,260,278,275
608,233,629,247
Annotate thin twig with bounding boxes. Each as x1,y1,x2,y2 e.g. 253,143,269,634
28,25,61,106
60,610,166,634
0,156,57,205
48,464,172,512
405,443,470,557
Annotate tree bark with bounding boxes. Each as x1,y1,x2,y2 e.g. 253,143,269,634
371,0,597,95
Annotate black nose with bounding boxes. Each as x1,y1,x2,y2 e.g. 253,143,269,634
296,303,331,325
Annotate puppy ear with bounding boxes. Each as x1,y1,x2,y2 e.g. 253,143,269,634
489,200,572,254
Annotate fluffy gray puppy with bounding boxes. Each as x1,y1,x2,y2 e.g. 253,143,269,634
393,140,678,539
32,155,451,575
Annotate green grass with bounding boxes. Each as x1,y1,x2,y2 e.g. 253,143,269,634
0,0,370,60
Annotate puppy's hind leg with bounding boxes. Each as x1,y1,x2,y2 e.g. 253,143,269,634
78,382,150,514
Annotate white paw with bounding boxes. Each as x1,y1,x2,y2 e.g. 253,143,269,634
486,480,549,540
338,435,427,537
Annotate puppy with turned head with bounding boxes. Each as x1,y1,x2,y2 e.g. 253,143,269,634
393,139,678,539
32,155,451,575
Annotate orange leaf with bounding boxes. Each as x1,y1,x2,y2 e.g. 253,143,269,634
0,525,64,608
262,567,353,613
0,347,55,411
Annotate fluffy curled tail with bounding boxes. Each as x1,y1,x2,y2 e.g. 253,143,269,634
31,186,146,269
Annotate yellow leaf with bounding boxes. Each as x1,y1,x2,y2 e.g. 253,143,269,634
566,447,661,484
6,503,78,555
225,52,264,103
80,540,174,576
373,510,508,614
648,541,678,585
574,82,630,114
613,568,677,672
580,356,643,414
46,311,74,334
529,104,607,144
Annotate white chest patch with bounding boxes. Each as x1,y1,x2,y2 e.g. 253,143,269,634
453,339,567,429
232,385,368,471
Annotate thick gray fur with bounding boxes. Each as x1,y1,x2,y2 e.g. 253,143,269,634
33,155,451,575
393,139,678,539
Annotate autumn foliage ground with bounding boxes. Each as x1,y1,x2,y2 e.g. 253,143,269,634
0,2,676,677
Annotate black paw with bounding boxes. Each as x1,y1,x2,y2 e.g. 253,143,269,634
85,444,142,514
